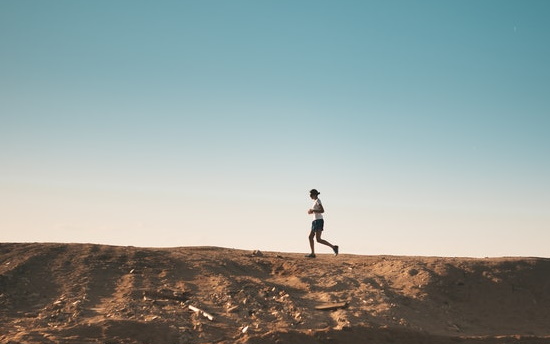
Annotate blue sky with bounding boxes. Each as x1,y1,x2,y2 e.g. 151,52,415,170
1,1,549,257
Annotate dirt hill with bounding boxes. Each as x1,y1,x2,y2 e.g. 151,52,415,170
1,243,550,344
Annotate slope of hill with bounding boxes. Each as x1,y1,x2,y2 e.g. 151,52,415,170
1,243,550,344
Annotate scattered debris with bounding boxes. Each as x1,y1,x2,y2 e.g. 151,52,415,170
315,302,349,311
142,289,188,302
227,305,239,313
188,305,214,321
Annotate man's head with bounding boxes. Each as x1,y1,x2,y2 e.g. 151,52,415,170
309,189,320,199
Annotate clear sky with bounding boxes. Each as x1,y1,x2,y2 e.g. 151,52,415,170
1,1,549,257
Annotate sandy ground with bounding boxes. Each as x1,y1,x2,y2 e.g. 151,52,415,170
1,243,550,344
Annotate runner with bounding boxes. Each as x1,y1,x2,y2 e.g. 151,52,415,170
306,189,339,258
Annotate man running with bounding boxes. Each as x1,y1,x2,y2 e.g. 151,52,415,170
306,189,339,258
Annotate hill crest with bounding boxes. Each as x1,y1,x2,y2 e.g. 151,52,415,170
1,243,550,344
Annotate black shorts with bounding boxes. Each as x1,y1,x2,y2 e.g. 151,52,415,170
311,219,324,232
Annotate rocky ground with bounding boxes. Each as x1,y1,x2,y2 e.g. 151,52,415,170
1,243,550,343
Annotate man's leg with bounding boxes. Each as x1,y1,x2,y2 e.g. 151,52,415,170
309,230,316,254
315,231,334,249
316,231,339,255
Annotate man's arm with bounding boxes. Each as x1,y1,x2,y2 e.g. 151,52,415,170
308,203,324,214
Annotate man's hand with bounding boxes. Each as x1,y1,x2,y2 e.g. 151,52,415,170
308,209,314,214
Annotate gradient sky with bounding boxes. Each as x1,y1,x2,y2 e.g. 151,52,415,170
1,1,549,257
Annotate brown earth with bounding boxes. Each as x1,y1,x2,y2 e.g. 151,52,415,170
1,243,550,344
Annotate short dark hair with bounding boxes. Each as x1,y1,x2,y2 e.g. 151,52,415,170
310,189,320,195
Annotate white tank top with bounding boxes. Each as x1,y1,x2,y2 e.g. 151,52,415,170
312,198,323,220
